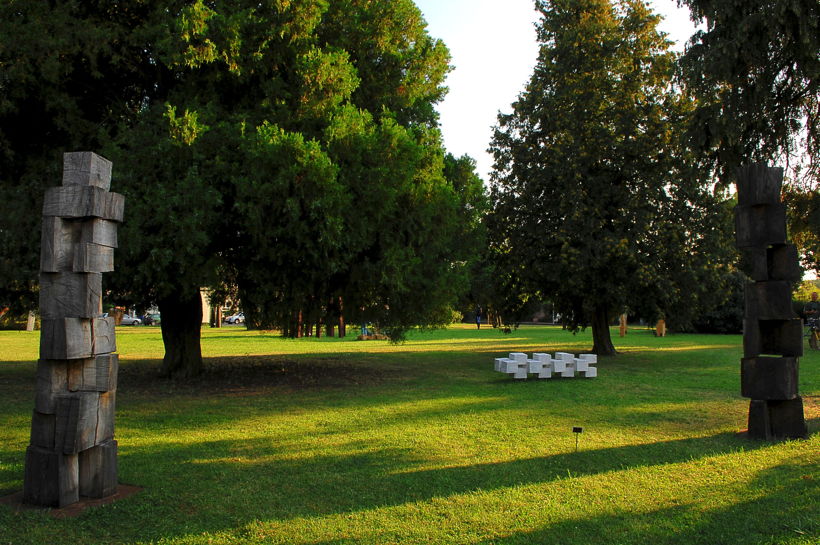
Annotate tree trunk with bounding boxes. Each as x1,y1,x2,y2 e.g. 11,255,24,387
591,304,616,356
158,289,203,378
26,310,36,332
338,296,345,338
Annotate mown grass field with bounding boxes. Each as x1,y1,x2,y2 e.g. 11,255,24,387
1,324,818,544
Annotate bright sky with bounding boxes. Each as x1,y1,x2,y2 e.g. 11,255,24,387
414,0,699,182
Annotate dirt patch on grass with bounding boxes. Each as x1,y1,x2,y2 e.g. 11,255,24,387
118,355,403,395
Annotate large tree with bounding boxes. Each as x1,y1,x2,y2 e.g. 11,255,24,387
0,0,481,376
489,0,731,355
678,0,819,184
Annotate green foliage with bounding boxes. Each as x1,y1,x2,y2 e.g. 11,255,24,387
678,0,820,183
685,269,745,334
488,0,732,353
784,185,820,275
0,1,482,373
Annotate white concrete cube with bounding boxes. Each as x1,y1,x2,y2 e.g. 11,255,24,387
582,366,598,378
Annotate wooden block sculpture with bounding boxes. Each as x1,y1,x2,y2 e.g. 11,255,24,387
734,164,807,440
24,152,124,507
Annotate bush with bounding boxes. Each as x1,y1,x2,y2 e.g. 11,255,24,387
690,270,745,334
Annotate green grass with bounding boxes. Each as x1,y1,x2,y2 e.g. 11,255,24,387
1,324,818,544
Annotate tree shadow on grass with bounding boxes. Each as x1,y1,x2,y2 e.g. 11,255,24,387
100,430,789,541
455,458,819,545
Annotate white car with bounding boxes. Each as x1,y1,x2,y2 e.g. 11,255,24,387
225,312,244,324
120,314,141,326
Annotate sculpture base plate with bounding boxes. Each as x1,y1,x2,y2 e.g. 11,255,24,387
0,484,141,518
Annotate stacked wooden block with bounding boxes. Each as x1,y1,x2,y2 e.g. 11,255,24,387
23,152,124,507
735,164,807,440
494,352,597,379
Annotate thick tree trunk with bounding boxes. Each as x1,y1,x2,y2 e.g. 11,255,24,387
158,290,203,378
591,304,617,356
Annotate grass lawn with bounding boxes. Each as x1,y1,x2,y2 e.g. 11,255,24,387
0,324,817,544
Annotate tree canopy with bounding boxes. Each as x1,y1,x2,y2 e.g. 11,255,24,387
488,0,732,355
678,0,819,183
0,0,484,377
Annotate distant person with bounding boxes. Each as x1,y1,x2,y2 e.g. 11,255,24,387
806,292,819,350
475,305,482,329
804,292,819,320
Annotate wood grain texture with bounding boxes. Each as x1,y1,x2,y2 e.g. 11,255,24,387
744,280,796,320
42,186,124,221
734,203,787,249
23,447,79,508
742,318,803,358
73,243,114,273
62,152,112,190
734,163,783,206
81,219,118,248
39,273,102,319
92,317,116,355
40,318,93,360
78,440,117,498
34,360,69,414
741,356,799,400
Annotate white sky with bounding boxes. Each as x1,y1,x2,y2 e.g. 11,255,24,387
414,0,699,182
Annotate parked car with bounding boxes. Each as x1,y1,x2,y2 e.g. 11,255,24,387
225,312,244,324
119,314,141,326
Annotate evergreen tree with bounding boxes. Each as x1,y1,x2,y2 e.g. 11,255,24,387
489,0,730,355
678,0,820,183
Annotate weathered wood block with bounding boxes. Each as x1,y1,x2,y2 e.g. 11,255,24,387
40,217,82,272
34,360,69,413
747,400,771,440
79,439,118,498
62,152,112,190
767,244,802,282
744,281,795,320
743,318,803,358
96,391,116,443
72,243,114,273
741,356,798,400
735,163,783,206
768,397,808,439
68,354,118,392
39,272,102,319
30,411,56,449
81,219,118,248
42,186,124,222
55,393,99,454
92,316,116,355
40,318,93,360
739,248,768,281
23,446,79,507
742,245,802,282
735,204,787,249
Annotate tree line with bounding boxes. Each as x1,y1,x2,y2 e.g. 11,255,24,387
1,0,816,368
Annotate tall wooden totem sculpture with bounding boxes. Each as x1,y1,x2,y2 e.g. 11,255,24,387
24,152,124,507
735,163,807,440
